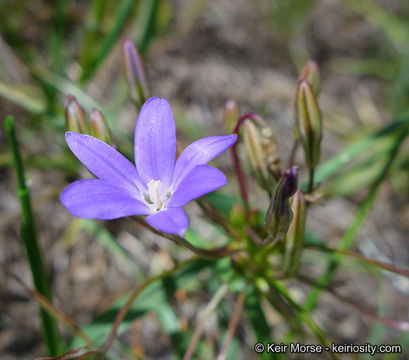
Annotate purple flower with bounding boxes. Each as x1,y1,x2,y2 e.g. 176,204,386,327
61,97,237,236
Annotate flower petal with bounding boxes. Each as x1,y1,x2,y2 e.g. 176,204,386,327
66,132,143,194
146,208,189,236
134,97,176,189
61,179,150,219
168,165,226,207
172,134,237,189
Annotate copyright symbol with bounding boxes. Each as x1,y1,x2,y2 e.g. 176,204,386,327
254,342,265,353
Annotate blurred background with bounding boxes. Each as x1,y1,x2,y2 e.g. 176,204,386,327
1,0,409,359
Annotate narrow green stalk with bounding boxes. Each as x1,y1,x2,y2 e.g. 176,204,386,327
308,111,409,187
79,0,108,68
266,280,340,360
5,116,61,356
132,0,159,55
50,0,67,72
307,167,315,193
80,0,137,83
303,127,408,313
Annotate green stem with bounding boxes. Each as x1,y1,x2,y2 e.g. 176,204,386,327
79,0,108,69
80,0,135,82
133,0,159,55
264,279,340,360
5,116,61,356
308,167,315,193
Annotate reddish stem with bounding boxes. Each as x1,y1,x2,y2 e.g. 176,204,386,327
297,275,409,331
216,292,246,360
131,216,235,259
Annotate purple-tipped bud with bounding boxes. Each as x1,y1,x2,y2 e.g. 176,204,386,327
224,99,240,134
89,109,112,145
299,60,320,95
64,95,87,133
122,39,148,107
295,79,322,168
264,166,298,244
282,189,306,277
283,166,298,199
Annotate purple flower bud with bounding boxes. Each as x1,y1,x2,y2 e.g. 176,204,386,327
122,39,148,107
282,166,298,199
264,166,298,243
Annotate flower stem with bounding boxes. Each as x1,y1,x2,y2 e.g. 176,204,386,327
4,116,61,356
216,291,246,360
308,166,315,193
196,198,238,240
297,274,409,331
101,258,199,354
131,217,237,259
6,269,94,347
183,284,229,360
268,280,340,360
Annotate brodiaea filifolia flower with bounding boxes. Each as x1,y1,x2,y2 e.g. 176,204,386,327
61,97,237,236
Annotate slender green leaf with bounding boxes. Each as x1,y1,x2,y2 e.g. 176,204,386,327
5,116,61,356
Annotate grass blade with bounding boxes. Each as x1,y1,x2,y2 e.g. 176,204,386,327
5,116,61,356
303,125,408,313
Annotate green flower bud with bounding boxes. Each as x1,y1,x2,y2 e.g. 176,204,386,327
295,79,322,168
261,127,282,182
264,166,298,244
300,60,320,96
89,109,112,145
64,95,87,133
281,189,306,278
225,99,240,134
243,120,268,188
122,39,148,108
243,119,281,192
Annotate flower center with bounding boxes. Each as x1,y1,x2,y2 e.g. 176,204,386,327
144,179,171,212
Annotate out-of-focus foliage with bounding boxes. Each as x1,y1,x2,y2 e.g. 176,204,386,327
2,1,409,359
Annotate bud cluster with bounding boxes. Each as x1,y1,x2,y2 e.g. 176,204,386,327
226,60,322,279
64,95,112,145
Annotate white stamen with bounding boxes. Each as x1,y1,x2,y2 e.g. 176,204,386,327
147,179,164,211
